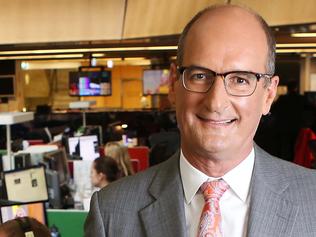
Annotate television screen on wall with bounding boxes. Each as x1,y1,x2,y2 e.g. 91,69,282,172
142,69,169,95
69,71,111,96
0,75,15,97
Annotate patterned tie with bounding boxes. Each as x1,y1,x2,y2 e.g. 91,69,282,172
197,179,229,237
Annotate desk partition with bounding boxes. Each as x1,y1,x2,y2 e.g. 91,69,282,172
47,209,88,237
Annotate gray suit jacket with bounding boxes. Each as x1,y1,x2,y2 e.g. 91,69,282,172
84,145,316,237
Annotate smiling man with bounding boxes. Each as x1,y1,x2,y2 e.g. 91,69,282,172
85,4,316,237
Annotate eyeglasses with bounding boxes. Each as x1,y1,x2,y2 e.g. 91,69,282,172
178,66,273,97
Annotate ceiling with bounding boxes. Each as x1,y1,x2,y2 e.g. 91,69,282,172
1,23,316,64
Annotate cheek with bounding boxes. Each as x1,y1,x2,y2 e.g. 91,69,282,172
235,94,265,126
175,92,201,125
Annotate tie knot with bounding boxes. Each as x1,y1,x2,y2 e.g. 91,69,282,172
200,179,229,201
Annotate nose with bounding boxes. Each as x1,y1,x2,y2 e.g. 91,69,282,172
203,76,230,112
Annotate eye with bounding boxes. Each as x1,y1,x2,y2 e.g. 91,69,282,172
235,77,250,84
227,73,254,86
192,73,207,81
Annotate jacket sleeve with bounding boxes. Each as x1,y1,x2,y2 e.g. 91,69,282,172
84,191,106,237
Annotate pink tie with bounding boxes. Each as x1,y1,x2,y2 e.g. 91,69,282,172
197,179,229,237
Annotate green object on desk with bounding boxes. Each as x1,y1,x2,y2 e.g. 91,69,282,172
47,209,88,237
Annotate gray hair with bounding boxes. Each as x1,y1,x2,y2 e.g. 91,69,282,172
177,5,276,75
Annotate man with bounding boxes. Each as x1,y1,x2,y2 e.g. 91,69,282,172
85,4,316,237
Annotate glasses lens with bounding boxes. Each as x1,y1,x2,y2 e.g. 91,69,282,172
183,68,215,92
225,72,257,96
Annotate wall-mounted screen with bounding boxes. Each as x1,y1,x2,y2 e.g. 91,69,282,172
0,75,15,97
69,71,112,96
142,69,169,95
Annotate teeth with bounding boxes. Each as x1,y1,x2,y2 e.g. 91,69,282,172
211,119,233,124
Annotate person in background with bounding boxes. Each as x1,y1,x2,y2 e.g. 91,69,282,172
90,156,120,189
270,80,306,161
0,217,51,237
85,4,316,237
104,142,135,176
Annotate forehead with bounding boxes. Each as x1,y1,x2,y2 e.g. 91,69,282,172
183,7,268,72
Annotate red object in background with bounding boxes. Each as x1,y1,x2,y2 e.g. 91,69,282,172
128,146,149,172
294,128,316,168
99,146,105,156
27,140,44,145
130,159,141,173
67,161,74,179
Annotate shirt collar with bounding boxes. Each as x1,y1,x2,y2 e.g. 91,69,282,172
180,148,255,204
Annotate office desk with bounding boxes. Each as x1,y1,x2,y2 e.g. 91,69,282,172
47,209,88,237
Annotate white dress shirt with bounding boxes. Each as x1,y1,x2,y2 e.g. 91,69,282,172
180,148,255,237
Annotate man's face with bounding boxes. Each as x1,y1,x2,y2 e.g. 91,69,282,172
169,7,278,166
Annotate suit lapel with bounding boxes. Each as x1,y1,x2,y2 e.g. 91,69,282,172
247,145,299,237
139,153,187,237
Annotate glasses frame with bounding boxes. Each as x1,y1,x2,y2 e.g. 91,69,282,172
177,65,273,97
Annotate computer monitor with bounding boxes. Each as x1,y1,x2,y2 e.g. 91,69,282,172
4,166,48,203
0,201,47,225
68,135,99,160
43,149,69,185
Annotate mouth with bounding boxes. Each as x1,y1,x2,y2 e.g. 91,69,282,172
197,115,238,125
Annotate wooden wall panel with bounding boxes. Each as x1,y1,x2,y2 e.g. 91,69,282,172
121,79,143,109
232,0,316,26
23,71,50,97
123,0,226,38
0,0,125,44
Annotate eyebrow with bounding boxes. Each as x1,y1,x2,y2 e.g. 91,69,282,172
181,64,265,75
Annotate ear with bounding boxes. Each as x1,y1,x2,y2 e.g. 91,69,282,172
262,75,279,115
97,172,106,182
168,62,178,105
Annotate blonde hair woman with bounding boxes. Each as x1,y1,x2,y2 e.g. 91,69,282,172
104,142,135,176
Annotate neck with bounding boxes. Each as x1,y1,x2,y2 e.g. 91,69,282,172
182,147,252,177
98,180,109,189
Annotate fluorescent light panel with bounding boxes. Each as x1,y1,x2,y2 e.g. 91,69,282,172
0,54,84,60
276,43,316,48
0,46,177,56
276,48,316,53
291,33,316,37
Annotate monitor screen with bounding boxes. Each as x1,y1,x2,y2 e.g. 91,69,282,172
69,71,111,96
4,166,48,203
0,75,15,97
43,149,69,185
142,69,169,95
0,201,47,225
68,135,99,160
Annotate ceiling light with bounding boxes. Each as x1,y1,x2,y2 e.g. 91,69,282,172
107,60,114,68
276,49,316,53
291,32,316,37
91,58,97,66
276,43,316,48
0,46,177,56
21,62,29,70
92,53,105,57
0,54,84,60
121,124,128,129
